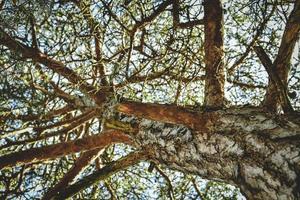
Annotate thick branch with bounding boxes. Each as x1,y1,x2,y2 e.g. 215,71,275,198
117,101,300,137
117,100,199,129
0,130,132,170
203,0,225,108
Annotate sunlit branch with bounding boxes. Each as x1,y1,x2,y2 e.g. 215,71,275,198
117,100,300,136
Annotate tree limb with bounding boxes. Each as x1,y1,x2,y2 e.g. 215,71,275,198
0,28,111,105
203,0,225,108
42,148,103,200
52,151,148,199
0,130,132,170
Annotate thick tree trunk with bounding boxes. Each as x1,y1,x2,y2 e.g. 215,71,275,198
118,102,300,200
135,117,299,199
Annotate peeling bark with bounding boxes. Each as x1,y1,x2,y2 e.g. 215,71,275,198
0,130,132,170
117,101,300,138
203,0,225,108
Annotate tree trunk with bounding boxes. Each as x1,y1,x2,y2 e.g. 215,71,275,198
118,102,300,199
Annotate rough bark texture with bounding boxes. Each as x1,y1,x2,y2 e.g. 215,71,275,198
118,102,300,200
203,0,225,108
0,130,132,169
117,101,300,138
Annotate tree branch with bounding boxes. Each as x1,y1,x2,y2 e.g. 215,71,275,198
0,29,111,105
117,100,300,137
0,130,132,170
52,151,148,199
72,0,109,86
254,45,293,112
203,0,225,108
259,1,300,112
42,148,103,200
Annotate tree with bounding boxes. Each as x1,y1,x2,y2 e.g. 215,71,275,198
0,0,299,199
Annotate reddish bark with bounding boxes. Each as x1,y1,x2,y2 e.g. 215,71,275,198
0,130,132,170
42,149,102,200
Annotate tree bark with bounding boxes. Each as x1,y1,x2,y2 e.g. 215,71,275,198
117,101,300,199
203,0,225,108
